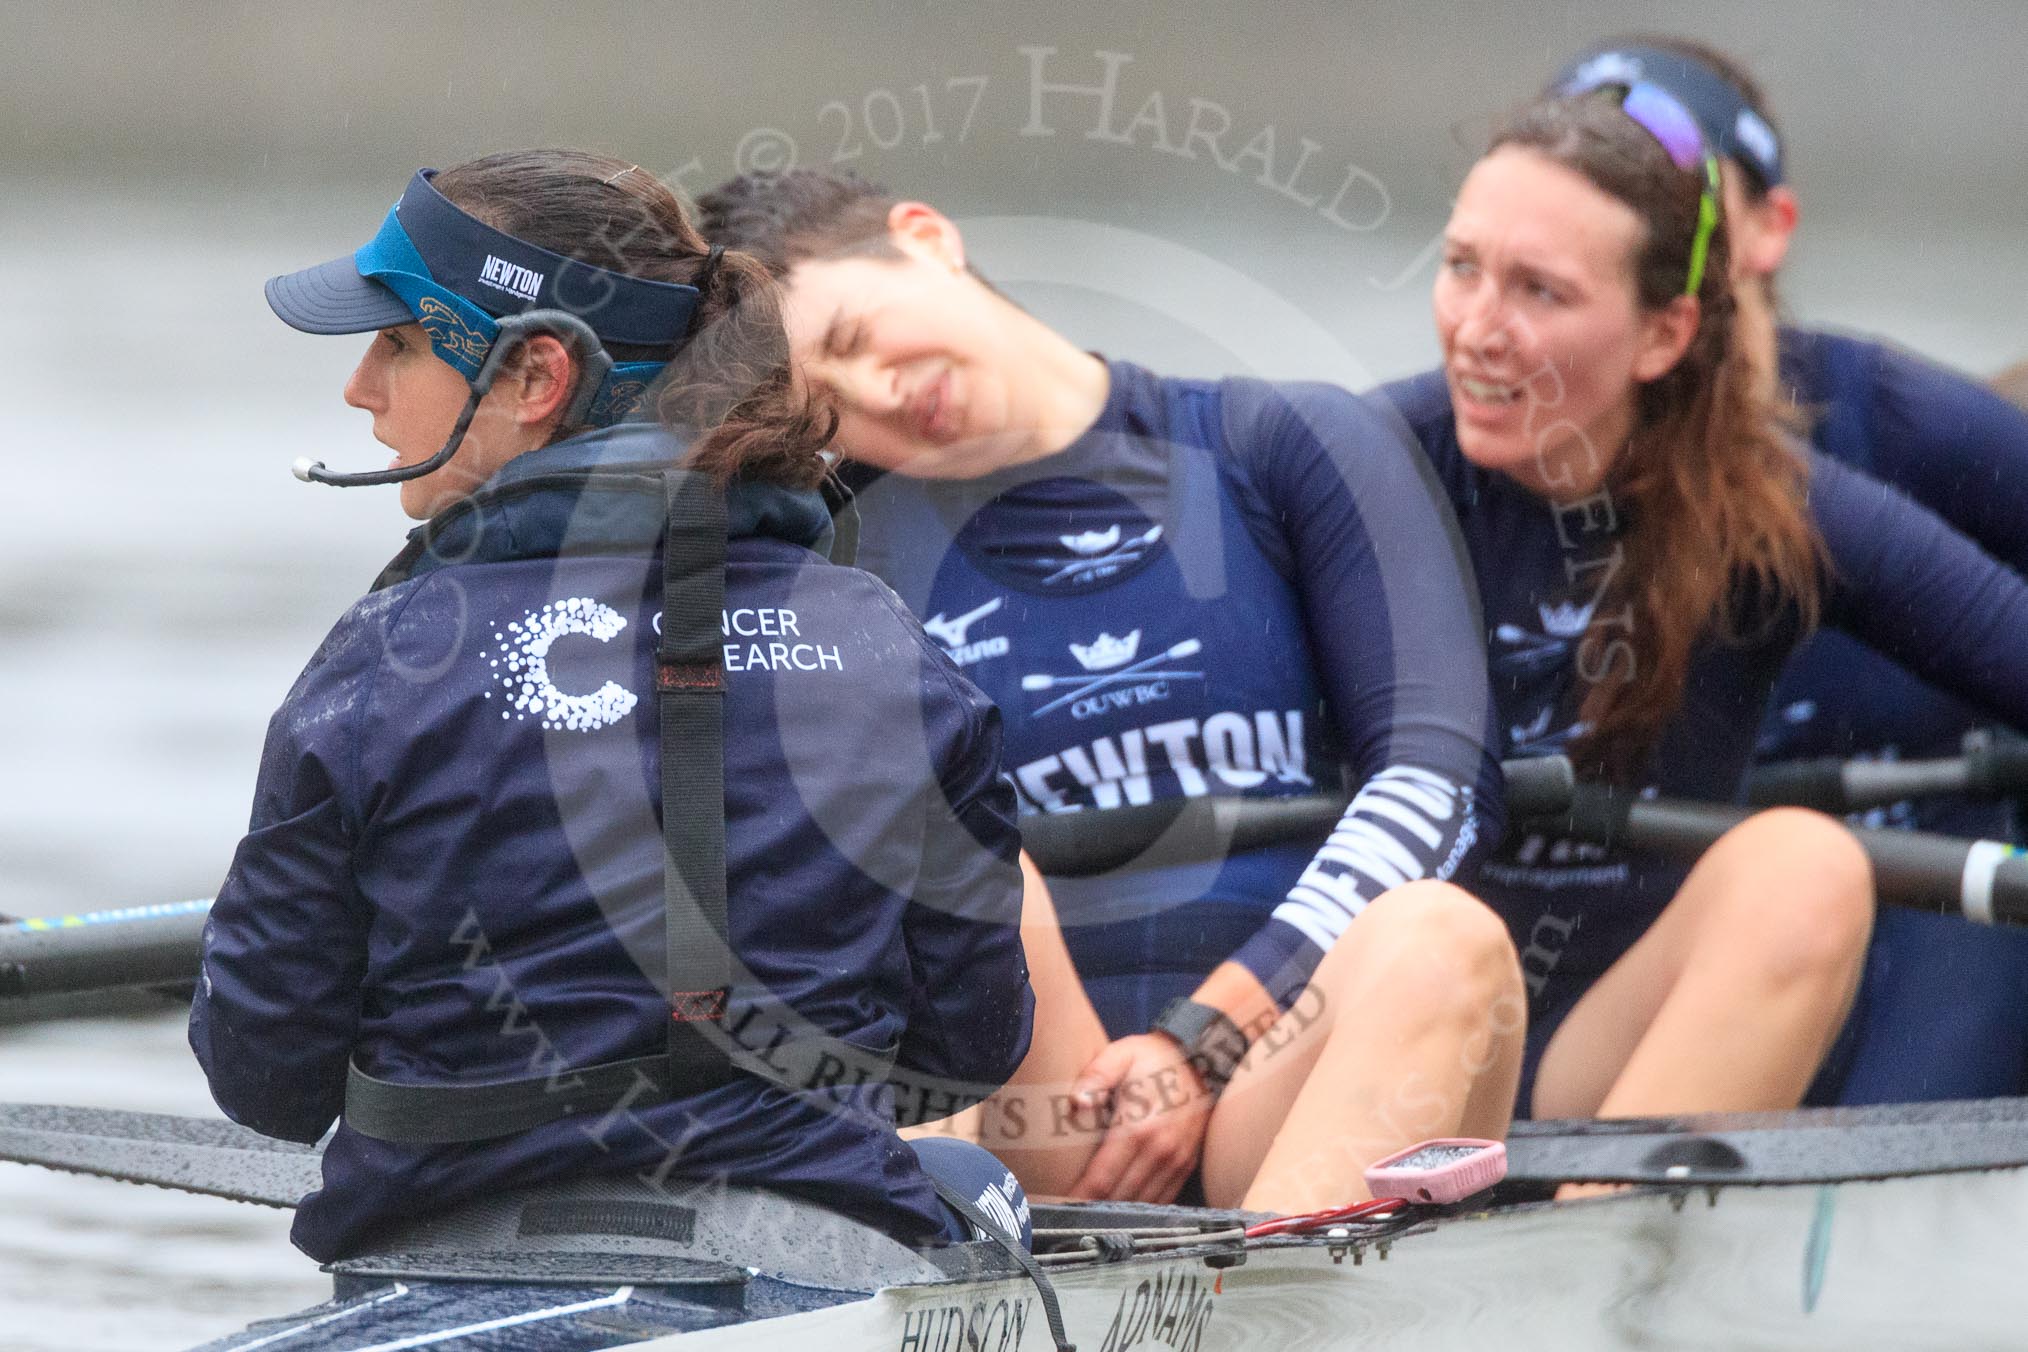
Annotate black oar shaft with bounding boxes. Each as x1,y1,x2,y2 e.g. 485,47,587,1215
1022,755,1576,878
1020,796,1342,877
1025,759,2028,927
1513,790,2028,924
1748,755,1971,812
0,901,210,999
1603,801,2028,927
1748,733,2028,813
11,748,2022,1006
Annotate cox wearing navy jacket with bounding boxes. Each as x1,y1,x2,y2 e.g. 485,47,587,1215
189,151,1029,1261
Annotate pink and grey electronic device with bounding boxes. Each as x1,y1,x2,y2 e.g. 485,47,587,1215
1363,1138,1507,1204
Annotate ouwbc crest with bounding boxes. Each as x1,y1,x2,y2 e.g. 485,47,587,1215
1061,524,1123,555
1069,630,1141,671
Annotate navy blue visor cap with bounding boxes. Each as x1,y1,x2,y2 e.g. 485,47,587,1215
264,169,702,382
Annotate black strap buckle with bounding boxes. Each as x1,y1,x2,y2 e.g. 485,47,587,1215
656,659,725,692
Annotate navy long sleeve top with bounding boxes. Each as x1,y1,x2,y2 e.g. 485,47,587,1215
845,360,1503,1029
1760,327,2028,837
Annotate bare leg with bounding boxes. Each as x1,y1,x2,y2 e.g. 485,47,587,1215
1199,881,1526,1212
899,1102,986,1146
919,854,1111,1194
1532,808,1873,1122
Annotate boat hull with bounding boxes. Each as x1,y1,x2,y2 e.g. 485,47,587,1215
194,1166,2028,1351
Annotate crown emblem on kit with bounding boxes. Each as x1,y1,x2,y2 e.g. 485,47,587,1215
1536,601,1596,639
1069,629,1142,671
1060,524,1123,556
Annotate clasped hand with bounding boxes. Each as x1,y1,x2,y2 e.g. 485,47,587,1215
1064,1032,1214,1203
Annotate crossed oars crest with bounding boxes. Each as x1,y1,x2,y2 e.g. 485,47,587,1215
1020,637,1205,717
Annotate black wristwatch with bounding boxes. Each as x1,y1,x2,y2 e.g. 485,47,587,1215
1150,998,1249,1097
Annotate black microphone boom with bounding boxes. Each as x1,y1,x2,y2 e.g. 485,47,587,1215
291,310,614,489
293,389,483,488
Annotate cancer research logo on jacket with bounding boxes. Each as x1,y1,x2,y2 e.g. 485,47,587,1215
487,598,639,732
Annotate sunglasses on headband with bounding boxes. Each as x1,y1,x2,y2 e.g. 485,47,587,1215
1597,82,1723,298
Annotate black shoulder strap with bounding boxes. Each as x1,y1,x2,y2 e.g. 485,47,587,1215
344,469,738,1142
927,1177,1075,1352
656,471,733,1082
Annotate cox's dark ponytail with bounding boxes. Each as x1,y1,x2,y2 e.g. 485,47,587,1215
654,243,834,488
432,149,832,488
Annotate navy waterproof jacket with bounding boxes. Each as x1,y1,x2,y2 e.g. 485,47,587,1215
190,423,1031,1261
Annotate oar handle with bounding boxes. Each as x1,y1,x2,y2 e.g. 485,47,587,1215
1023,756,2028,928
1747,732,2028,813
1022,756,1574,877
0,901,211,1000
1536,796,2028,927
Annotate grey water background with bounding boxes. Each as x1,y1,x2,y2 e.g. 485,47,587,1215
2,2,2024,1347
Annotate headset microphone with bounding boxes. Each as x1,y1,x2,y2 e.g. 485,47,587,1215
293,311,615,489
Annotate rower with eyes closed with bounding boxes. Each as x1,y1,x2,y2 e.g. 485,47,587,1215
701,168,1520,1216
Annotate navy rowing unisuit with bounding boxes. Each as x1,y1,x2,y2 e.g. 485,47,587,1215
846,359,1504,1035
190,423,1031,1261
1758,328,2028,1102
1376,369,2028,1112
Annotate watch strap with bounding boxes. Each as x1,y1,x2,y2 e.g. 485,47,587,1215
1150,997,1249,1097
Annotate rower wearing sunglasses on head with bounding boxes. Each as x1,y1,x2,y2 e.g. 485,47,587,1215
1548,38,2028,1107
189,149,1033,1266
1368,82,2028,1129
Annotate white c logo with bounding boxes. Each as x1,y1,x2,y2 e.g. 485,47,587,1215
490,597,639,733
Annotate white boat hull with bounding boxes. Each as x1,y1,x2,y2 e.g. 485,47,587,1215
652,1168,2028,1351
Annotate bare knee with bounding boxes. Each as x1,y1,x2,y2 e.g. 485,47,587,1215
1322,881,1522,1025
1364,879,1518,962
1702,808,1873,988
